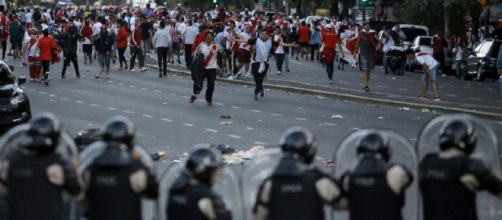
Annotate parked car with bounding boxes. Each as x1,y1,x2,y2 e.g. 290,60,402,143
0,61,31,133
466,38,502,81
406,36,433,72
399,24,429,47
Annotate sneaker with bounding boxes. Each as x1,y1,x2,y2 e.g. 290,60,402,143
130,69,137,72
234,73,241,79
441,74,447,78
328,79,334,83
177,60,181,64
277,71,282,75
159,74,162,78
227,75,235,80
432,97,441,102
245,72,252,78
418,95,427,100
189,95,196,103
363,86,370,92
207,101,213,106
140,67,147,72
95,75,100,79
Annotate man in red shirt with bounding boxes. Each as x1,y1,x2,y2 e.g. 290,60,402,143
297,21,310,59
80,21,93,64
116,19,129,70
37,29,57,84
0,11,8,60
321,24,344,83
432,31,446,75
129,21,146,72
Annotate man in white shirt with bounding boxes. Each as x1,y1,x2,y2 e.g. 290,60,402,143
406,49,441,101
230,24,251,79
182,19,199,69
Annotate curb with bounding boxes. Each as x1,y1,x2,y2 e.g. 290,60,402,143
145,63,502,121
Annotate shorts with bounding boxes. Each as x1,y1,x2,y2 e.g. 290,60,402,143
359,55,372,71
10,41,22,50
82,44,92,54
172,42,180,50
422,66,438,83
299,42,309,48
238,49,251,64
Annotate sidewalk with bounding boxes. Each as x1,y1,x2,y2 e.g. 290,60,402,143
146,54,502,120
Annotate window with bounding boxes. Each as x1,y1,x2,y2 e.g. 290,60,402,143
419,37,432,46
0,64,15,86
401,28,427,42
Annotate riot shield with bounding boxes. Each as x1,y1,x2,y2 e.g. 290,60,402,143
240,148,282,220
332,129,419,220
78,141,156,220
0,124,79,159
0,124,80,220
416,114,502,220
157,162,243,220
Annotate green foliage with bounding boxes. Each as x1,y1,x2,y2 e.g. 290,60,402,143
396,0,475,36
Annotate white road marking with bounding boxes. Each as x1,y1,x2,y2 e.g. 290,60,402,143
205,128,219,133
118,83,125,86
107,80,114,83
154,90,162,93
141,87,148,90
129,85,136,88
49,99,55,102
250,109,261,113
231,106,242,109
60,97,69,100
75,100,85,104
227,134,242,139
142,114,153,118
49,94,56,97
351,127,361,131
39,91,46,95
107,107,117,111
468,97,483,101
169,93,177,96
122,110,135,114
90,104,101,107
161,118,173,122
183,123,194,127
182,95,189,99
376,85,389,88
321,123,337,126
254,141,267,145
271,113,283,117
295,117,307,121
215,102,224,106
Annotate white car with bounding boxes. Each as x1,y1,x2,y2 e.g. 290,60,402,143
410,36,433,55
399,24,429,47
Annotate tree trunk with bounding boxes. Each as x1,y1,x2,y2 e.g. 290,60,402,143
296,0,303,17
444,5,450,37
331,0,339,17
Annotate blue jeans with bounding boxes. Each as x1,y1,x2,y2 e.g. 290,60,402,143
455,60,462,78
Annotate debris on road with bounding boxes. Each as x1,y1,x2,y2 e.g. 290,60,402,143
220,121,233,125
400,107,410,111
220,115,232,119
331,114,344,119
316,95,326,100
377,116,385,119
421,108,431,113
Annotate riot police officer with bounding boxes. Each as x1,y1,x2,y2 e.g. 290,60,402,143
253,127,344,220
342,131,413,220
0,112,82,220
167,145,231,220
419,119,502,220
81,116,158,220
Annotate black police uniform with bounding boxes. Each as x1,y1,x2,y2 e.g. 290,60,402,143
345,156,412,220
254,156,343,220
167,171,231,220
3,147,81,220
420,154,502,220
84,144,158,220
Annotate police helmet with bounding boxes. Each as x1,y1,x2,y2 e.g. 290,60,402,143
186,144,223,184
25,112,62,152
101,116,136,151
439,119,477,154
356,132,390,162
279,127,317,164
